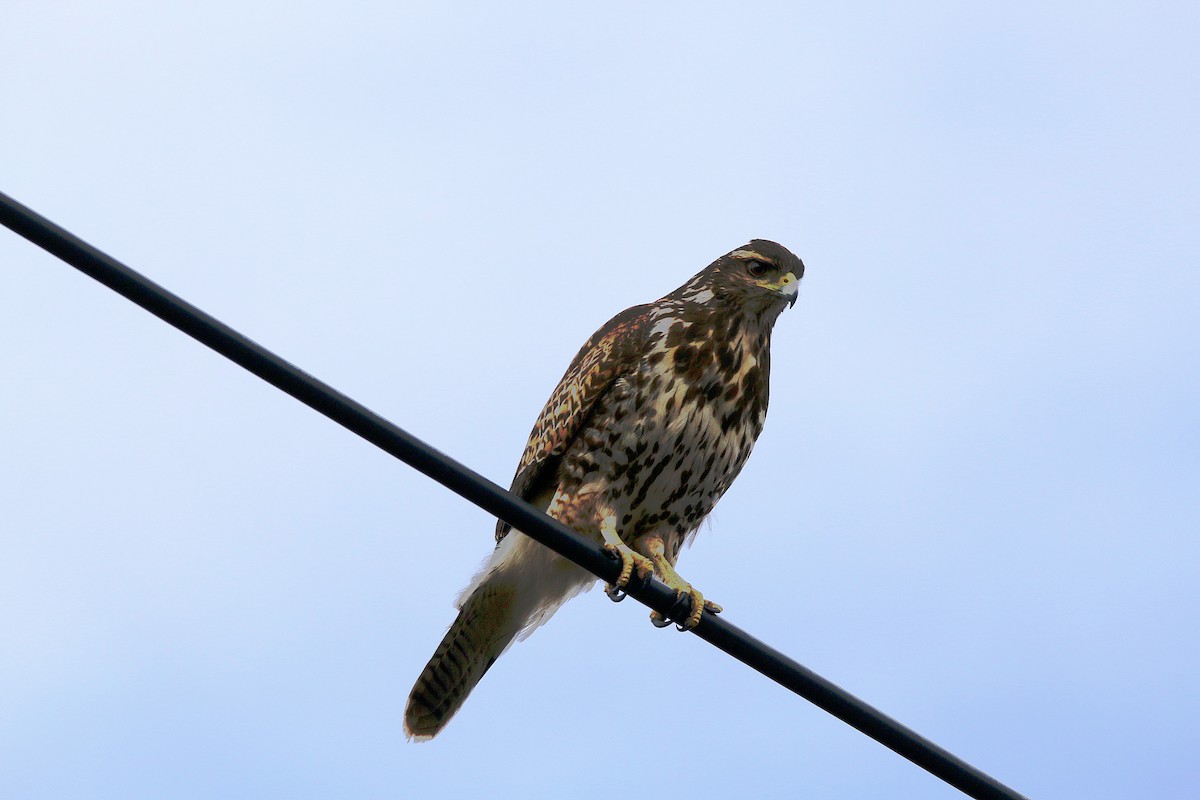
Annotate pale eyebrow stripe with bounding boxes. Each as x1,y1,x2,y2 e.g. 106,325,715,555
730,249,771,262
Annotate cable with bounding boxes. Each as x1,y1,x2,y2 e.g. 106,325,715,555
1,189,1029,800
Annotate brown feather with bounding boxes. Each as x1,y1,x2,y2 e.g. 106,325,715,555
495,303,655,542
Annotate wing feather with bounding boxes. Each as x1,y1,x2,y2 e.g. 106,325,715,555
495,303,654,541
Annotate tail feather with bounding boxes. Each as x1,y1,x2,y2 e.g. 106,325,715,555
404,531,594,740
404,581,518,740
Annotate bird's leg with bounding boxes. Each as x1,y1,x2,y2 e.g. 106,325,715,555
598,513,654,601
635,534,723,630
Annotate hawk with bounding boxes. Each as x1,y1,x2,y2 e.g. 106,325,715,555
405,240,804,740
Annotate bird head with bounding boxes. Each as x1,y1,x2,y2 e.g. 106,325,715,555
717,239,804,310
675,240,805,316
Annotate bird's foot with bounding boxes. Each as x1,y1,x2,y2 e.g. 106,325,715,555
650,583,723,631
603,543,655,602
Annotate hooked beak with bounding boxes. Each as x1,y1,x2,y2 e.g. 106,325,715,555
779,271,800,308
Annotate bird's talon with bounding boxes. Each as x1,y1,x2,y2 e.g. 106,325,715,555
649,589,704,631
603,543,634,590
603,541,655,601
676,589,717,631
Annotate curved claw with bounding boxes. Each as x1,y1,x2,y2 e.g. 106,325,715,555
602,542,654,603
651,591,723,631
650,591,699,631
679,592,704,631
687,598,724,629
602,543,634,591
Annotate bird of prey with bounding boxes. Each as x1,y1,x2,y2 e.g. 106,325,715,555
404,240,804,740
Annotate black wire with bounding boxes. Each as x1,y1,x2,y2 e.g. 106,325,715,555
1,190,1030,800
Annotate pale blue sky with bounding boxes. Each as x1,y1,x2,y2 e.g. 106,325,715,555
3,2,1198,798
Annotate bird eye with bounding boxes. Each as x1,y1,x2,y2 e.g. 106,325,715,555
746,260,769,278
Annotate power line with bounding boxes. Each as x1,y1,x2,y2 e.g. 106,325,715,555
1,189,1030,800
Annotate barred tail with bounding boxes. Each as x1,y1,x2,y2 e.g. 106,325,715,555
404,529,595,740
404,580,520,740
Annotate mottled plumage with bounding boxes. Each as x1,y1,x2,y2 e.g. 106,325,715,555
405,240,804,740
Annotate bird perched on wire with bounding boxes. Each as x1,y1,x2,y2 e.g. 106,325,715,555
404,240,804,740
